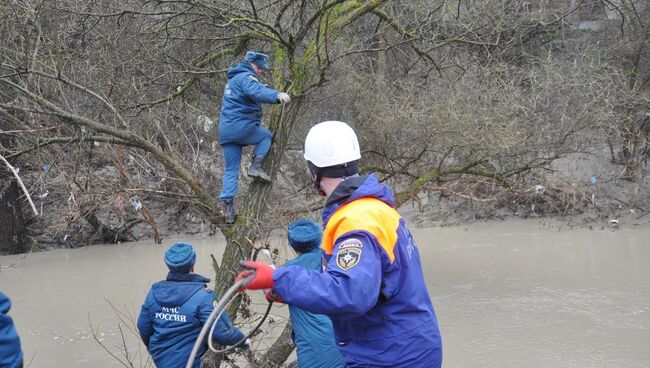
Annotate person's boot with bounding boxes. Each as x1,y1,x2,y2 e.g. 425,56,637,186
223,199,236,224
247,156,271,183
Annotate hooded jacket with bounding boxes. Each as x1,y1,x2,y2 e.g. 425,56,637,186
284,249,344,368
137,273,245,368
0,292,23,368
272,174,443,368
219,62,279,144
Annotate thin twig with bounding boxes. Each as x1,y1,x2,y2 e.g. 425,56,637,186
88,314,132,368
0,125,63,134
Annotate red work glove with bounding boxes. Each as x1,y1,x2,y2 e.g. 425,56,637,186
264,289,283,303
235,261,276,291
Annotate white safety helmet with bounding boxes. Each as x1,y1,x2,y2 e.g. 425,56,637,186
303,121,361,168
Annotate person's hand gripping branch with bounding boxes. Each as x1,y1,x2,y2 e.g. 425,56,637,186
235,261,276,291
277,92,291,104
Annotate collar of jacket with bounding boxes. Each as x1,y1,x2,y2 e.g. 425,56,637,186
227,61,258,79
322,175,368,225
299,247,322,256
322,173,397,225
166,272,210,284
325,175,368,208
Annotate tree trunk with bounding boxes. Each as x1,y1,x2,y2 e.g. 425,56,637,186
214,100,303,297
210,98,303,368
0,174,29,254
259,320,295,368
0,117,29,254
621,36,649,181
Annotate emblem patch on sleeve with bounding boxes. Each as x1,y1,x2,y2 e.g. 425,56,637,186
249,75,259,82
336,240,362,271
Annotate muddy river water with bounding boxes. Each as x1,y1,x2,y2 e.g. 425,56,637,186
1,219,648,367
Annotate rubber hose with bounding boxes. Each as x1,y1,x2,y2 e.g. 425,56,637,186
185,275,252,368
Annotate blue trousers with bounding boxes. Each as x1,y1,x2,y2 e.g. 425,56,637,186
219,126,272,201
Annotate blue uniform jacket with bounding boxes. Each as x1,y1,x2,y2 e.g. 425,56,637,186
285,249,344,368
0,292,23,368
272,174,443,368
219,62,279,144
137,273,245,368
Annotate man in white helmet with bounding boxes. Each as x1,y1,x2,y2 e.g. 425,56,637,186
236,121,443,367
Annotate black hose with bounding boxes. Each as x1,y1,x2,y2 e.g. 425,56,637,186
185,276,250,368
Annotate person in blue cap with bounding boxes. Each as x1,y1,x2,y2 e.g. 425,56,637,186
137,242,248,368
218,50,291,224
0,291,23,368
277,219,344,368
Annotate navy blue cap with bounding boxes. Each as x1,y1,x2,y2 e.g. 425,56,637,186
244,51,270,70
288,219,322,252
164,242,196,273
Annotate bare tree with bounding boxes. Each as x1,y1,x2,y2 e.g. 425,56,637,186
0,0,638,365
603,1,650,180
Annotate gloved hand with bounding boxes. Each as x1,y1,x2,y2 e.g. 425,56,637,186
265,289,283,303
277,92,291,104
235,261,276,291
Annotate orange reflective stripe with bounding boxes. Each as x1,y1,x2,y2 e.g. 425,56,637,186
322,197,400,263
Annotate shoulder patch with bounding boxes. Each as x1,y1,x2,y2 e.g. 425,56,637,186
336,239,362,271
248,75,259,82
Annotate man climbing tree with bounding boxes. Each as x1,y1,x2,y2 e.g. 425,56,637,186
218,51,291,224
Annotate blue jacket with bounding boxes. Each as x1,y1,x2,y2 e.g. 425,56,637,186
219,62,279,144
137,273,245,368
0,292,23,368
273,175,443,368
284,249,344,368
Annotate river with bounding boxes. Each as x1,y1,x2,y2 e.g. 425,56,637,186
1,219,648,367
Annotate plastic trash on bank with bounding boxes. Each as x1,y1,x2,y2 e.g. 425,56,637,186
130,196,142,213
198,115,214,133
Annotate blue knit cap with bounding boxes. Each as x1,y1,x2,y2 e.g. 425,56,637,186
288,219,322,252
164,242,196,273
244,51,270,70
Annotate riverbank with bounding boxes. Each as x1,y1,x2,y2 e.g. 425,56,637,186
13,141,649,251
